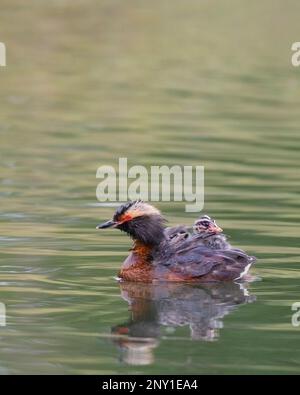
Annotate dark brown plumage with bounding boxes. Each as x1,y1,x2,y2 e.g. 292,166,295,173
164,225,190,245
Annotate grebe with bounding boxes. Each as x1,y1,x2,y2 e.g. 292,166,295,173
96,200,255,283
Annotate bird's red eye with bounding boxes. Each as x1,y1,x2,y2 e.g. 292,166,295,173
118,213,133,224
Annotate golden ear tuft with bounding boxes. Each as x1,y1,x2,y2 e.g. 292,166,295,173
130,201,161,217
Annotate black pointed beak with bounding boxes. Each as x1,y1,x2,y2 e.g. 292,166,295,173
96,219,117,229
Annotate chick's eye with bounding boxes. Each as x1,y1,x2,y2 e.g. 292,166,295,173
201,221,209,227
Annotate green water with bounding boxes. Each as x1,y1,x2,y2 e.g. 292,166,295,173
1,0,300,374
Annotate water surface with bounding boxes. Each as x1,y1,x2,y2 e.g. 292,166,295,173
0,0,300,374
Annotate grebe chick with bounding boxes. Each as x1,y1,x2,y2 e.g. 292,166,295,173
193,215,231,250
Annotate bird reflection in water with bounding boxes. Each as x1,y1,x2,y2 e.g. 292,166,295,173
111,282,256,365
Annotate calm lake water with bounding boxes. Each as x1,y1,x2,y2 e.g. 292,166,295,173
1,0,300,374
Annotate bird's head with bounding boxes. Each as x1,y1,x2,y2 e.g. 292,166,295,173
193,215,223,235
96,200,166,246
